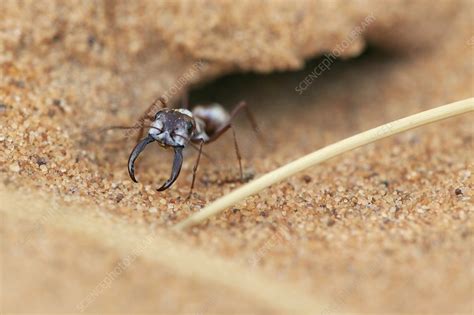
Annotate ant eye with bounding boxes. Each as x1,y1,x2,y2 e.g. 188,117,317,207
155,111,164,120
187,122,193,131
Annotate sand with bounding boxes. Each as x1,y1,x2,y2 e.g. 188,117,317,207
1,0,473,313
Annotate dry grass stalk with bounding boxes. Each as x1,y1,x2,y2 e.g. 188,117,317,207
174,98,473,230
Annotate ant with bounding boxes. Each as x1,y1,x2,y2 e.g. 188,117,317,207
120,95,261,198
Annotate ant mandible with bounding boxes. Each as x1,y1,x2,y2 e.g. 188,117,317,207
126,95,261,198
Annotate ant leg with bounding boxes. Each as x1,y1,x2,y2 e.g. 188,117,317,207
190,143,214,162
135,115,155,143
203,124,246,183
99,117,154,142
101,97,166,143
135,96,167,142
187,139,204,199
206,101,263,144
205,124,231,144
230,101,264,144
138,96,167,125
201,101,261,183
231,126,244,181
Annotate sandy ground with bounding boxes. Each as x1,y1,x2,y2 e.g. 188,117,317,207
1,1,473,314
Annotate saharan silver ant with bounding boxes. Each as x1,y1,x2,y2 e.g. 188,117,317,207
119,96,261,197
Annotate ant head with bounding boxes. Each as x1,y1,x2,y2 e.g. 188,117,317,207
149,109,195,147
128,108,195,191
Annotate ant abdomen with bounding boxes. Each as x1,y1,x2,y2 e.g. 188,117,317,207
192,103,230,136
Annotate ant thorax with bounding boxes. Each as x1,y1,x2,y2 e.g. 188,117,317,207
149,109,195,147
192,117,210,142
